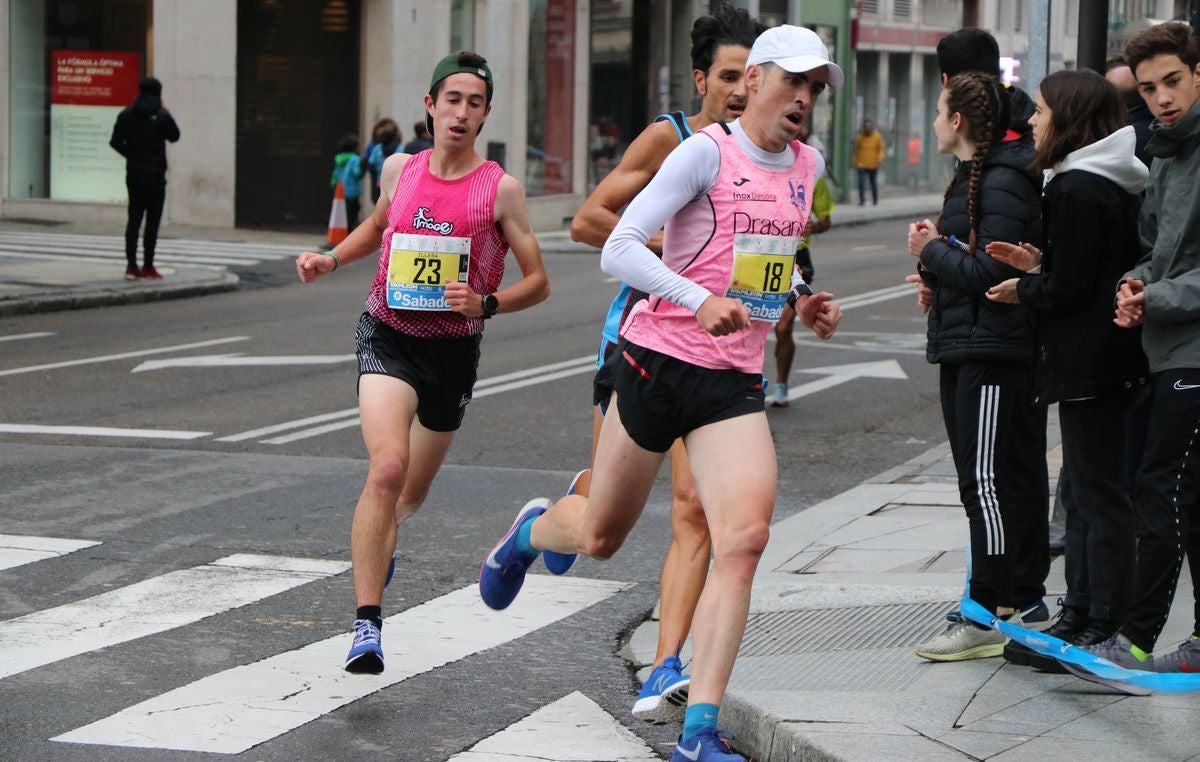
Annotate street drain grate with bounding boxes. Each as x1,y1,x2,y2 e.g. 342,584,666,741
732,602,959,692
741,601,956,657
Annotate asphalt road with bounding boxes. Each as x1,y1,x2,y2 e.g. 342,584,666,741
0,218,949,760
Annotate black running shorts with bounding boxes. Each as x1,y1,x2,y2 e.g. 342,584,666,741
354,312,481,432
611,340,766,453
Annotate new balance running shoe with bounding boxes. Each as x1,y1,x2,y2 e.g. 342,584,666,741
632,655,690,724
542,472,585,576
344,618,384,674
479,498,548,610
670,729,745,762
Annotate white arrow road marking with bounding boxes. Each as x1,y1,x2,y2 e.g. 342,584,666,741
0,336,250,377
447,691,660,761
0,534,100,572
52,575,630,755
0,554,349,681
0,424,211,439
132,354,356,372
787,359,908,402
835,283,916,310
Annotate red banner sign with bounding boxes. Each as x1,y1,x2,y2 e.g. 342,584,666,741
51,50,141,107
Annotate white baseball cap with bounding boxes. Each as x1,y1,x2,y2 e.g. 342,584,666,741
747,25,844,89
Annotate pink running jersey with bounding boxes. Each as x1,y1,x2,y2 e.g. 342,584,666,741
621,123,818,373
365,151,509,338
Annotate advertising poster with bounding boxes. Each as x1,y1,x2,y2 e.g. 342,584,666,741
50,50,140,202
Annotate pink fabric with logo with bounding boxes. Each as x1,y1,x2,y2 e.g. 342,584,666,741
365,151,508,338
620,123,817,373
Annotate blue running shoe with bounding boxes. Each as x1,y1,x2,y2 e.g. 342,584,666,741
384,555,395,587
344,619,384,674
543,470,586,576
480,498,548,610
632,655,690,724
670,729,744,761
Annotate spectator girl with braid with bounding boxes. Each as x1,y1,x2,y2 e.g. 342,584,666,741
906,71,1046,662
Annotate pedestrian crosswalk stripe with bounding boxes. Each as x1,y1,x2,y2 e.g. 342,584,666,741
0,231,299,268
0,553,349,681
0,534,101,572
52,575,631,754
447,691,659,761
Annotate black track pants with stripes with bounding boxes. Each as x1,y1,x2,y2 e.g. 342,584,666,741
1123,369,1200,652
940,362,1049,614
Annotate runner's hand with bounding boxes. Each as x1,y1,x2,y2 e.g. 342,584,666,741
444,281,484,317
799,292,841,340
696,296,751,337
296,251,335,283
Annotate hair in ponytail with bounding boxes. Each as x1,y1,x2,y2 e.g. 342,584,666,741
943,72,1010,253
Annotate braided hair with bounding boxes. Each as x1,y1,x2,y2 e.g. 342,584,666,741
942,72,1010,253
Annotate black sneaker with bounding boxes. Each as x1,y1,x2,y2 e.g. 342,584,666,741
1044,604,1087,641
1017,599,1050,629
1074,619,1122,646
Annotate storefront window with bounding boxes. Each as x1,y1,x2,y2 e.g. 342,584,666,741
9,0,150,202
525,0,575,197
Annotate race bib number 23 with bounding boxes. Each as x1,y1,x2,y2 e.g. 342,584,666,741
386,233,471,311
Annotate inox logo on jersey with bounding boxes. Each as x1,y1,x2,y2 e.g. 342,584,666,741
732,211,805,237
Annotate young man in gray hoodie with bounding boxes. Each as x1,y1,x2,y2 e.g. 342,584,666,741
1098,22,1200,672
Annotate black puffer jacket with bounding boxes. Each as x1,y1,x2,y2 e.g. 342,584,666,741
919,138,1043,365
1018,169,1149,404
109,93,181,177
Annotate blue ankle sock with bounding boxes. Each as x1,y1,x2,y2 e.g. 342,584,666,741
681,703,719,741
515,518,539,561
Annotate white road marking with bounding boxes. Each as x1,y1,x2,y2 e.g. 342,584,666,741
0,336,250,377
133,353,356,372
787,359,908,402
53,575,630,755
836,283,915,310
0,534,101,572
0,424,210,440
0,332,55,343
447,691,659,761
216,409,358,442
0,554,349,681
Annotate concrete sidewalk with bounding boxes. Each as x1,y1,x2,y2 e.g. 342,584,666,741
626,430,1200,761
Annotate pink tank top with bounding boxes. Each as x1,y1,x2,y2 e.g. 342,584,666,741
621,123,818,373
365,151,508,338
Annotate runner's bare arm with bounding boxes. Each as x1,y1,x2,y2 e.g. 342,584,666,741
445,174,549,317
570,120,678,253
295,153,411,283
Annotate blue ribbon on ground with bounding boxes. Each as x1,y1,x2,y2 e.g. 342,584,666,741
960,598,1200,694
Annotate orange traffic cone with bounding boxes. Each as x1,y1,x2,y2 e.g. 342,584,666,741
327,180,349,246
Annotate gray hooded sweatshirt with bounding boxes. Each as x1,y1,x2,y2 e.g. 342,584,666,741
1125,99,1200,372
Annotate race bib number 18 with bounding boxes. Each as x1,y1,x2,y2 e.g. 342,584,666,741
386,233,471,311
725,233,798,322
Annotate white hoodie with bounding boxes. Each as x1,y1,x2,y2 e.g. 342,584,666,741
1044,125,1148,195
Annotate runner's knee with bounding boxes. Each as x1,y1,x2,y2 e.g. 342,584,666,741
713,520,771,564
580,531,623,561
365,451,409,494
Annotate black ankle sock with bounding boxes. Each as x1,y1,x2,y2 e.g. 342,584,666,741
357,605,382,628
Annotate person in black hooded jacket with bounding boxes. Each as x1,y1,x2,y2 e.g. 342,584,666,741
110,77,180,280
909,71,1048,663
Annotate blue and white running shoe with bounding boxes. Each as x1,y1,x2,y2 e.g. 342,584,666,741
632,655,690,723
344,618,384,674
670,729,745,761
480,498,549,610
543,470,587,576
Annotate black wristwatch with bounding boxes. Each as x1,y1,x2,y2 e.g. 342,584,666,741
786,283,814,310
481,293,500,319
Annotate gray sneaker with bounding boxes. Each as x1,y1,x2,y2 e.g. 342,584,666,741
1077,632,1150,670
915,616,1016,662
1152,637,1200,673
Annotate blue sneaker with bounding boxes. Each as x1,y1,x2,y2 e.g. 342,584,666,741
543,471,586,576
344,619,384,674
670,729,744,761
632,655,690,723
480,498,548,610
